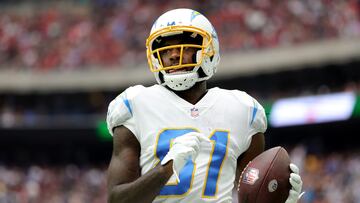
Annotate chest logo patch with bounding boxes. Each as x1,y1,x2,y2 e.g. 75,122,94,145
190,107,199,118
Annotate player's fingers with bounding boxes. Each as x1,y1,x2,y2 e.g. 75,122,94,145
188,147,199,162
175,147,195,163
181,132,211,143
174,135,201,149
290,173,302,185
193,132,211,143
289,163,299,174
182,138,199,148
285,189,299,203
191,140,200,153
289,173,302,192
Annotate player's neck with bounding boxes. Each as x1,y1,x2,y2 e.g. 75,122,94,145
172,81,207,105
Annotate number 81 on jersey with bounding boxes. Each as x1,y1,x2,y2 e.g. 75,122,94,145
155,128,229,198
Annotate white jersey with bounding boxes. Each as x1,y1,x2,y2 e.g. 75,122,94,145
107,84,267,203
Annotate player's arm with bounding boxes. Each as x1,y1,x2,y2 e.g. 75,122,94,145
107,125,174,203
232,92,267,185
235,132,265,185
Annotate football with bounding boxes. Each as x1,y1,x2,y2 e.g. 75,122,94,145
238,146,291,203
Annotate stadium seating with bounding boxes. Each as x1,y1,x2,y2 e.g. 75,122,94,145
0,0,359,71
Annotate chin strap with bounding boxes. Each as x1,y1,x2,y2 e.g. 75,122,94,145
163,72,199,91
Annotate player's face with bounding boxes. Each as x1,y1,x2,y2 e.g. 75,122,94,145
160,38,198,73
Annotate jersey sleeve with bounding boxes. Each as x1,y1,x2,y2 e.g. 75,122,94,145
106,85,144,136
247,97,267,137
232,90,267,144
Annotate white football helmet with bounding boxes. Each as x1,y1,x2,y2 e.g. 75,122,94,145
146,8,220,91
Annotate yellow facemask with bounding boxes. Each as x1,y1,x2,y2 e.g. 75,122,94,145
146,25,215,73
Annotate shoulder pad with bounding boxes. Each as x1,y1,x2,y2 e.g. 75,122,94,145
231,90,267,134
106,85,145,136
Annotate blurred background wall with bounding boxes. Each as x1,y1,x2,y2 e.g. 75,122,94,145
0,0,360,202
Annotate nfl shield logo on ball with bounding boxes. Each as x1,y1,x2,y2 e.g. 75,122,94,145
242,167,259,185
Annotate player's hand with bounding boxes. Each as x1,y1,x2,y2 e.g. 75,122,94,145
285,163,304,203
161,132,211,182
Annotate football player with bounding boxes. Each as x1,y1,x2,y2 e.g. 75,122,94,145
106,8,303,203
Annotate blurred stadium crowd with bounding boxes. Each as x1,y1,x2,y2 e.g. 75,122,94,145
0,0,359,71
291,146,360,203
0,164,107,203
0,146,359,203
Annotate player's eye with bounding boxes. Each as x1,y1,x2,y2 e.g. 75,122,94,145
160,49,171,56
161,48,181,56
184,47,198,53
